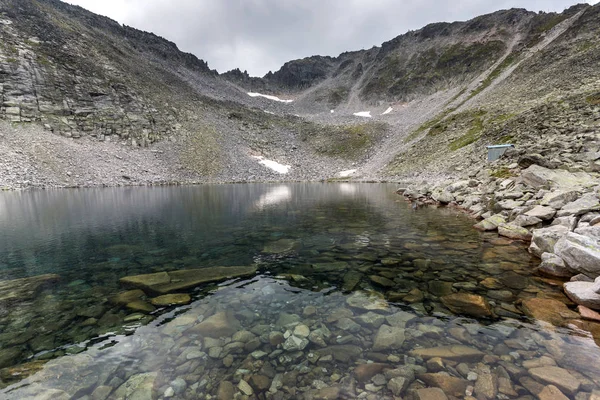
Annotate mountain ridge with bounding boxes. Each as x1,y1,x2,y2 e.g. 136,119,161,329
0,0,598,189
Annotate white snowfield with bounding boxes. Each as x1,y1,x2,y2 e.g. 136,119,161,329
353,111,372,118
252,156,291,174
382,107,393,115
338,169,357,178
247,92,293,103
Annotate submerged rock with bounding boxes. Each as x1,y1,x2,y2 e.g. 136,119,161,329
528,366,580,395
150,293,192,306
441,293,494,318
113,372,158,400
418,373,469,397
410,345,484,363
521,298,579,325
372,325,405,351
0,274,60,305
119,266,257,294
262,239,299,254
189,311,240,338
416,387,449,400
346,291,388,311
110,289,145,305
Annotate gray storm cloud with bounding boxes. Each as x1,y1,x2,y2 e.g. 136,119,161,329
66,0,596,76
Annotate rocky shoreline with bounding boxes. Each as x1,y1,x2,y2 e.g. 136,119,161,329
399,160,600,319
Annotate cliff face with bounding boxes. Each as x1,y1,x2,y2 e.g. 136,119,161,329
0,0,598,189
0,0,217,145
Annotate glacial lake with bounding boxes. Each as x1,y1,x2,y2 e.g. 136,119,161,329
0,183,598,399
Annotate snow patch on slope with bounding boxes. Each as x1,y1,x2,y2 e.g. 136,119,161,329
338,169,357,178
252,156,291,174
248,92,293,103
382,107,393,115
353,111,372,118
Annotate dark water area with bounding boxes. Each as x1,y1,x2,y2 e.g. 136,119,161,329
0,184,597,399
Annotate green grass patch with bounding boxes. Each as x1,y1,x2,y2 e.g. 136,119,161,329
469,53,518,99
586,93,600,105
498,135,515,144
448,110,487,151
298,121,388,158
490,167,514,179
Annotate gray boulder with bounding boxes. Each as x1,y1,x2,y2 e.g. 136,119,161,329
541,190,580,209
564,280,600,310
574,226,600,240
554,232,600,277
432,189,454,204
557,193,600,217
498,224,532,241
551,216,578,231
536,253,573,278
529,225,569,258
525,205,556,221
512,215,542,227
521,165,597,190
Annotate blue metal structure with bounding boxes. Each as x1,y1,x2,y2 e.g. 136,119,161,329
486,144,514,162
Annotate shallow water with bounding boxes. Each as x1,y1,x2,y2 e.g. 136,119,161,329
0,184,598,399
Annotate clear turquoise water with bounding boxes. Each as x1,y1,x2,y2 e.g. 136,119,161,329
0,184,597,399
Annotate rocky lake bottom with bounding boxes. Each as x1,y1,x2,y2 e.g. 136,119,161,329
0,184,598,399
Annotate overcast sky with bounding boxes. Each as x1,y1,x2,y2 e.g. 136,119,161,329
65,0,598,77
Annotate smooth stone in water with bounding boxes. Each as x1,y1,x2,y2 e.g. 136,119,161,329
418,373,469,398
416,387,449,400
538,385,569,400
0,274,60,305
521,297,579,325
113,372,158,400
528,366,580,395
263,239,299,254
189,311,240,338
372,325,405,351
217,381,235,400
150,293,191,306
346,291,388,311
441,293,494,318
410,346,484,363
370,275,395,287
119,266,257,294
353,363,390,383
126,300,156,313
110,289,145,305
